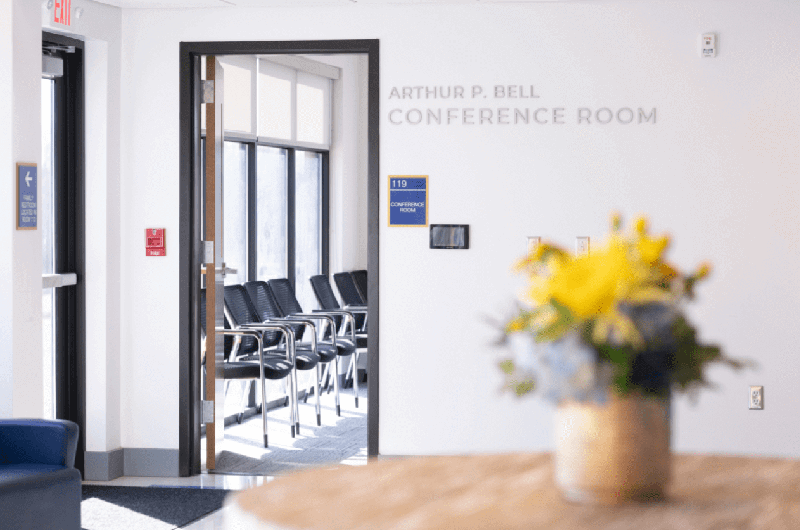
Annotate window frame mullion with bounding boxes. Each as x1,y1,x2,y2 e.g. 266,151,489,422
287,147,296,291
247,142,257,282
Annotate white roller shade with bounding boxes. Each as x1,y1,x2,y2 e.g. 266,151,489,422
219,55,257,137
258,60,294,142
296,71,330,147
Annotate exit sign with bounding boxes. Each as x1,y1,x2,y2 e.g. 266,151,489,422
54,0,71,26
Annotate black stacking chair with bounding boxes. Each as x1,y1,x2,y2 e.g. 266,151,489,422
268,278,361,413
333,272,368,333
352,270,368,303
200,290,295,448
309,275,368,406
224,284,321,437
244,280,339,427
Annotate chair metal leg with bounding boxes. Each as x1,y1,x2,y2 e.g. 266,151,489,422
260,376,269,449
353,349,359,408
237,380,251,424
293,368,301,436
334,356,341,417
322,364,333,394
344,357,354,388
288,370,297,438
315,364,322,426
304,371,314,403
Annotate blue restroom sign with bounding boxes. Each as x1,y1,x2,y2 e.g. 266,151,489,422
16,163,37,230
389,176,427,226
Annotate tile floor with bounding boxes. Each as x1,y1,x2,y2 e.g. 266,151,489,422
83,382,367,529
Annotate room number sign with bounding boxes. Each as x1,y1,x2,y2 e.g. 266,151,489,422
389,176,427,227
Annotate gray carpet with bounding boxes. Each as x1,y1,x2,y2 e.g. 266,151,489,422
211,385,368,475
81,485,229,530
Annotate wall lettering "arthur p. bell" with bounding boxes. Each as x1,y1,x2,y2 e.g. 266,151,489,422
387,84,656,126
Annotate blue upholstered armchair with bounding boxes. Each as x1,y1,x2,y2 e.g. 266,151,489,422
0,419,81,529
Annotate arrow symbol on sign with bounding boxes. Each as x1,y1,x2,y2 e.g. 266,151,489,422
25,171,32,187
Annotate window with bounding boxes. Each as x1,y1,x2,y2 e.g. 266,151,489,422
223,141,248,286
202,56,333,303
256,146,288,280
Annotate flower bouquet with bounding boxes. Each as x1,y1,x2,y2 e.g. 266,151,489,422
498,214,749,504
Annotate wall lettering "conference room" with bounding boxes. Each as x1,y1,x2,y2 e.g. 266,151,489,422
387,85,656,126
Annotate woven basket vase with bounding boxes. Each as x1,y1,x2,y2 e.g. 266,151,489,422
554,390,671,504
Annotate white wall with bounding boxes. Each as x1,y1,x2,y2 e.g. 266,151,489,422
43,0,124,452
119,1,800,457
0,0,43,419
323,54,369,274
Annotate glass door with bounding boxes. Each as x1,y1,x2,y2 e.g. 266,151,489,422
41,77,56,419
42,33,85,474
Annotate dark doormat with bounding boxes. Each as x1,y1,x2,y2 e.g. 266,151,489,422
81,485,230,530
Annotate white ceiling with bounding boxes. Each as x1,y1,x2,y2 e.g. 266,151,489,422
92,0,576,8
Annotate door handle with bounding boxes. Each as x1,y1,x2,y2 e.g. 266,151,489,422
42,273,77,288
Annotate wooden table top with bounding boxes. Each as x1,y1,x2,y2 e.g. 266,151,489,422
229,452,800,530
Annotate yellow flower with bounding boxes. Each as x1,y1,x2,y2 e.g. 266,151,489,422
530,240,641,319
634,216,648,235
610,212,622,232
636,235,670,265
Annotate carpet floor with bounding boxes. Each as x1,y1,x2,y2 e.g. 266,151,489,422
81,485,229,530
210,384,368,475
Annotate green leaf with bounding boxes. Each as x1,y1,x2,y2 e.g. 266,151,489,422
498,359,516,375
514,380,535,396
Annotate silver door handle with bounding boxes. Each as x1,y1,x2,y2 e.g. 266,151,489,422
42,273,77,288
200,265,238,276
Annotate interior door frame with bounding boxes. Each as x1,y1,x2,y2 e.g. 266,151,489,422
179,39,380,476
43,30,86,477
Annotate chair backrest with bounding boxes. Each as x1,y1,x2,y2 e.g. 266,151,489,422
333,272,364,306
267,278,304,315
224,284,282,351
0,419,79,468
269,277,342,332
333,272,366,329
309,274,347,331
244,280,304,342
352,270,368,303
309,275,341,311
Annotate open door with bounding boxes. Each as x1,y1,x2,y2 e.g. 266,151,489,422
203,56,225,470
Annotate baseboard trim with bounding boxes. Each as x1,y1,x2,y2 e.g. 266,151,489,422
84,448,124,481
84,448,180,480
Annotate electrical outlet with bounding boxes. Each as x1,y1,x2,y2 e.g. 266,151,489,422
527,236,540,254
749,386,764,410
576,236,590,256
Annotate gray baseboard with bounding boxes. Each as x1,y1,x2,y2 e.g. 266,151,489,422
84,448,124,481
84,448,180,480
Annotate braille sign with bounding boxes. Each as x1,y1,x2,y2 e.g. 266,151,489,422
389,176,427,227
17,163,37,230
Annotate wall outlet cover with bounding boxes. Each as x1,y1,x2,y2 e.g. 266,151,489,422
527,236,540,254
749,386,764,410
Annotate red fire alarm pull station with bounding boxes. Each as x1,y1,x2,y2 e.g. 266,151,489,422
145,228,166,256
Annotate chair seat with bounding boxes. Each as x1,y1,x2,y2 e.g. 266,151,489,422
241,350,320,371
276,342,338,363
224,357,293,380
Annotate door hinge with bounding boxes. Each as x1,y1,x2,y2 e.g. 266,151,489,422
202,400,214,424
202,81,214,104
202,241,214,264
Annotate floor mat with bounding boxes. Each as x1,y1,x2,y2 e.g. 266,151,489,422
81,485,229,530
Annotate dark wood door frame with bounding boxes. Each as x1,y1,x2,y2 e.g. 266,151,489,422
179,39,380,476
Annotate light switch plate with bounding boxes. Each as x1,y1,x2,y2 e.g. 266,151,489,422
701,32,717,58
749,386,764,410
576,236,590,256
527,236,540,254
